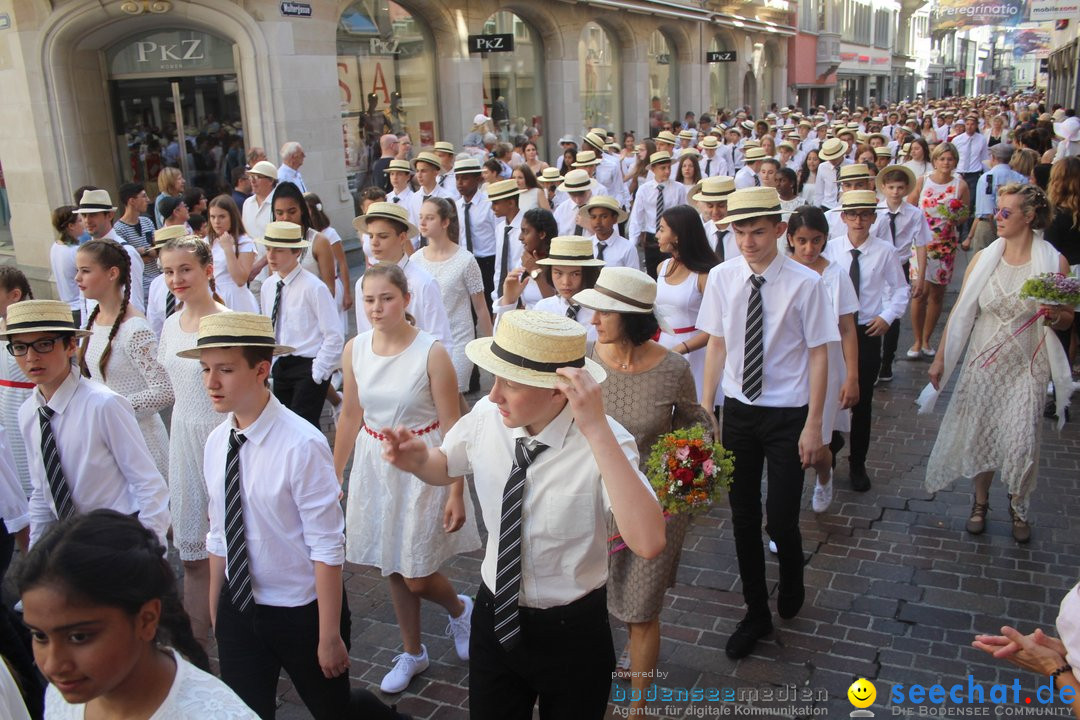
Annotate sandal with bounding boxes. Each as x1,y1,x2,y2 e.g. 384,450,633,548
1008,503,1031,544
614,644,632,679
965,501,989,535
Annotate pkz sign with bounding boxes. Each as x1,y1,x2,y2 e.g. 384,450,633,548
707,51,737,63
467,34,514,53
108,31,235,77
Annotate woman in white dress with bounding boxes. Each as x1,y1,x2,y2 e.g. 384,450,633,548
798,150,820,207
156,234,228,648
333,263,480,695
903,137,932,179
653,206,719,403
306,192,353,333
76,239,173,480
512,164,550,212
49,206,83,326
412,197,493,393
924,184,1073,544
205,195,259,313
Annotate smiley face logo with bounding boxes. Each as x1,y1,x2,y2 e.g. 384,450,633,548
848,678,877,709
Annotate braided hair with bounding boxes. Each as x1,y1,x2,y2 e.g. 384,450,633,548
160,234,226,305
0,266,33,301
77,239,131,382
18,509,210,672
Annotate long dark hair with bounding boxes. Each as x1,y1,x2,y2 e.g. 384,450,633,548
271,181,313,236
797,150,819,192
423,197,460,244
77,240,132,382
522,207,557,259
18,510,210,671
785,205,830,253
661,205,719,274
206,194,247,256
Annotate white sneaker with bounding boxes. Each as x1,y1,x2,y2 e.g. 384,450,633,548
380,646,429,694
445,594,473,661
813,476,834,513
768,539,778,555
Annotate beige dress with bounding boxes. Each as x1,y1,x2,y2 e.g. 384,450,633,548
593,347,714,623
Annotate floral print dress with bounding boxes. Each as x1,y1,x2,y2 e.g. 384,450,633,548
913,175,967,286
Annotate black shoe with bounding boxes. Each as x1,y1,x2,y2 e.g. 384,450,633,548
850,462,871,492
725,614,773,660
878,364,893,382
777,577,805,620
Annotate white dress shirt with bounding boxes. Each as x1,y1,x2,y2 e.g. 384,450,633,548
953,131,990,174
698,253,838,407
816,161,840,209
440,397,651,608
386,186,414,208
825,208,848,240
405,184,455,246
734,165,761,190
49,243,81,313
554,197,590,237
19,369,170,547
276,164,307,193
627,180,688,240
435,171,460,200
588,230,640,271
493,210,526,304
260,264,344,384
824,234,910,326
204,394,345,607
456,192,498,258
703,219,738,262
0,425,29,534
242,194,274,287
699,151,731,179
532,294,597,342
147,274,170,337
354,255,454,355
871,202,934,262
595,154,627,207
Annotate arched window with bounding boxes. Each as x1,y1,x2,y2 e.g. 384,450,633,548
482,11,544,151
647,30,678,136
579,22,621,134
709,35,733,112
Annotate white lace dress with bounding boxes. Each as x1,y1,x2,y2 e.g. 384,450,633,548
925,258,1048,520
83,316,173,481
345,330,481,576
412,246,485,391
211,235,259,313
158,312,226,561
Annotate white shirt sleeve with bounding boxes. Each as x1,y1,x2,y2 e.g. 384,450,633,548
879,251,911,326
289,436,347,566
311,282,344,384
0,426,29,533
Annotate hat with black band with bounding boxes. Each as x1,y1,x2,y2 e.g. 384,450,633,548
573,267,657,314
0,300,91,339
255,221,311,248
719,187,785,226
536,237,604,267
176,311,294,358
75,189,117,215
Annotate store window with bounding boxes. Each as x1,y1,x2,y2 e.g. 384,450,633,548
482,11,544,152
647,30,677,136
579,22,621,135
338,1,438,196
709,35,732,112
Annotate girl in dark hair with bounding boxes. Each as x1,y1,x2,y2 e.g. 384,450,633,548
18,510,258,717
654,205,719,402
76,239,173,482
49,206,82,325
495,207,557,310
206,194,259,313
305,191,353,323
271,181,336,295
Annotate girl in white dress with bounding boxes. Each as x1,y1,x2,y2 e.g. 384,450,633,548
156,234,228,648
0,267,35,496
19,510,257,720
205,195,259,313
333,264,480,695
413,197,493,393
653,206,719,403
76,239,173,480
49,206,83,325
785,207,860,512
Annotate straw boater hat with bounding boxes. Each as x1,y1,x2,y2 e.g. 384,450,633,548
76,189,117,215
0,300,90,339
537,167,564,185
556,169,601,195
572,150,602,168
433,141,455,154
819,138,849,162
699,136,719,150
535,237,604,267
574,266,658,315
452,157,482,175
838,164,873,182
692,176,736,203
176,312,294,359
464,309,605,389
255,221,311,249
867,132,889,144
678,148,701,160
647,151,673,167
655,130,678,145
151,225,189,248
352,202,419,237
876,164,916,192
719,187,785,226
873,147,893,159
387,159,414,175
678,130,694,141
743,147,767,162
485,179,524,202
248,160,277,179
840,190,879,212
740,120,755,131
779,141,795,152
580,195,629,223
583,131,606,151
413,151,441,170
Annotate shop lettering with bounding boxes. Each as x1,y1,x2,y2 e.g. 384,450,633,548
707,51,737,63
369,38,400,55
136,39,204,64
467,34,515,53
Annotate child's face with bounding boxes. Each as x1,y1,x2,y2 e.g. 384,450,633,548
706,201,727,223
199,347,269,414
273,198,303,225
842,209,876,237
67,216,86,240
366,219,406,262
416,164,438,188
588,208,617,237
652,163,671,183
789,226,827,265
418,203,448,240
208,205,232,237
265,246,301,275
159,248,212,302
733,217,784,267
11,332,76,393
75,251,119,302
22,583,158,707
362,274,410,329
882,180,909,204
388,171,410,192
776,175,794,197
488,376,562,430
551,266,585,299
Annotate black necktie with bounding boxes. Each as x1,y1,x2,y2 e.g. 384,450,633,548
392,196,401,203
438,175,446,188
498,225,511,292
574,217,585,236
888,212,899,248
850,248,862,299
655,185,665,233
38,406,75,521
754,174,761,187
716,231,725,262
743,275,765,402
224,430,254,612
566,303,580,320
166,291,176,317
705,158,712,176
596,241,607,261
493,439,548,649
464,201,474,252
271,279,284,335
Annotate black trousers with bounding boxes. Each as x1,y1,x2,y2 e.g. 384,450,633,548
881,261,910,367
271,355,331,428
640,233,670,280
961,171,983,237
0,519,13,589
723,398,807,619
850,325,883,466
470,584,614,720
476,254,496,315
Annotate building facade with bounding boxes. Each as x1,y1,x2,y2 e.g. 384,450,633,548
1048,20,1080,109
0,0,793,297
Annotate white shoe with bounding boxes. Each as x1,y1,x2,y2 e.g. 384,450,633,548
380,646,429,694
768,539,778,555
813,476,834,513
445,594,472,661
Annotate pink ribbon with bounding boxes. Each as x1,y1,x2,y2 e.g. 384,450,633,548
968,308,1048,372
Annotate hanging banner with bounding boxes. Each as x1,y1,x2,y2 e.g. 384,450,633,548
1027,0,1080,21
1009,28,1053,59
930,0,1025,30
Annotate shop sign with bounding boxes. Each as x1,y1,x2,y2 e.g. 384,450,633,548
707,51,737,62
930,0,1024,30
107,30,234,76
280,2,312,18
858,55,870,63
1027,0,1079,21
872,57,890,65
467,34,514,53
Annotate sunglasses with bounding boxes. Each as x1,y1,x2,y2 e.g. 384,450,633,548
7,336,66,357
996,207,1013,220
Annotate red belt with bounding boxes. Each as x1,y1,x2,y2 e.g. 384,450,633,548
0,379,34,390
653,326,697,342
363,421,440,441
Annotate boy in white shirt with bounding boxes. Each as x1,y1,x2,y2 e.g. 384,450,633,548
693,176,738,261
385,158,416,207
627,152,688,278
816,138,850,210
581,196,638,270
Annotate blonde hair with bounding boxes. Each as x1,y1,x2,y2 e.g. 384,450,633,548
997,182,1051,230
930,141,958,163
157,167,183,196
1008,148,1039,179
159,234,226,305
1048,157,1080,229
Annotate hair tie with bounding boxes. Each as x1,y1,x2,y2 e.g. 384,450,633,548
316,203,323,212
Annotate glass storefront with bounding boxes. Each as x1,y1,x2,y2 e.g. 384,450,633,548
579,22,620,135
338,1,438,198
709,35,731,113
481,11,544,150
648,31,677,136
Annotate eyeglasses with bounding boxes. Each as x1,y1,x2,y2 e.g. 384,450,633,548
996,207,1013,219
7,336,65,357
843,211,877,220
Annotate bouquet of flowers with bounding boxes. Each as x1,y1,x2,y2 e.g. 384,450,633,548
644,425,734,515
1020,272,1080,308
937,197,970,225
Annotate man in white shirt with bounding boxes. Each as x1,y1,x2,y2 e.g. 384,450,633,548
953,115,990,228
432,141,460,200
699,187,837,660
581,196,638,270
382,309,665,720
242,160,278,296
406,151,455,248
75,189,146,315
734,147,767,189
384,159,416,207
695,176,738,261
699,136,731,178
488,180,526,304
816,138,849,210
276,141,307,193
553,169,599,237
455,158,498,308
627,152,688,278
582,131,627,208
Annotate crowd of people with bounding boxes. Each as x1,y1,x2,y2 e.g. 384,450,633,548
0,91,1079,720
